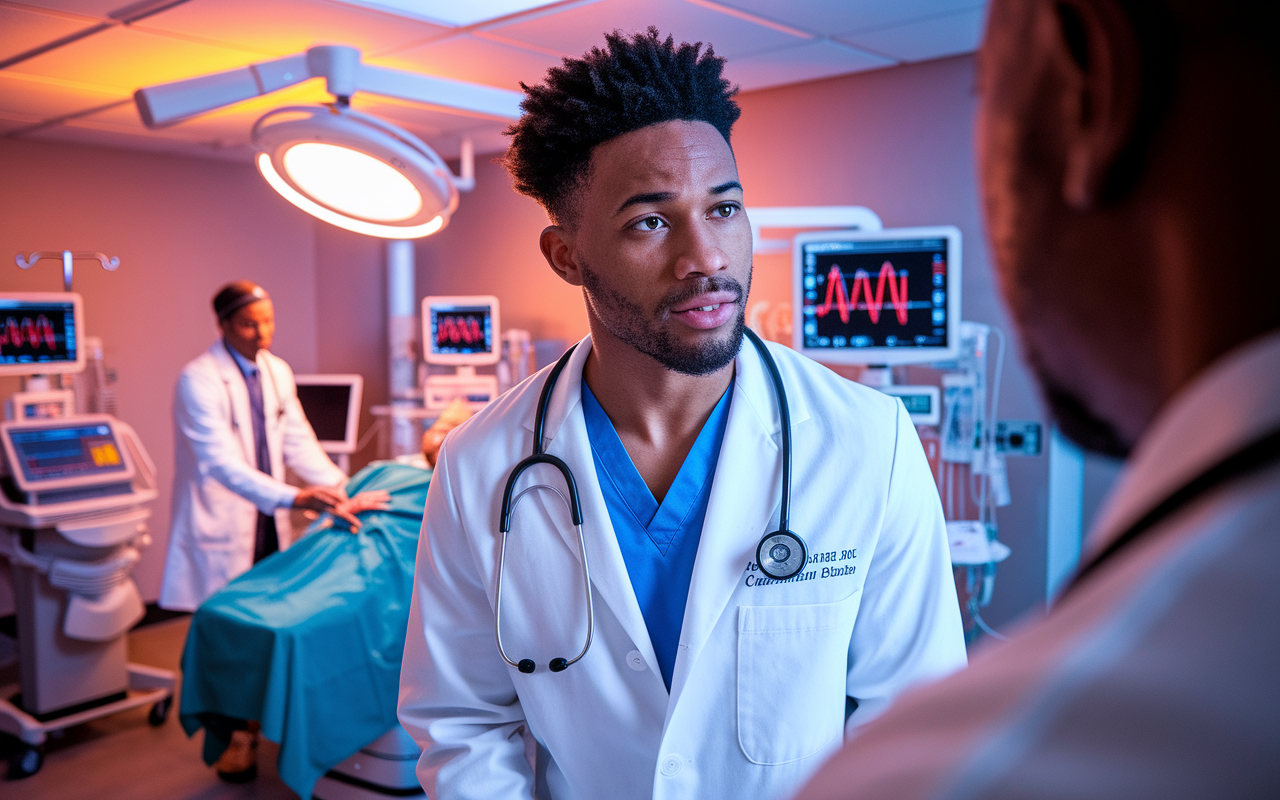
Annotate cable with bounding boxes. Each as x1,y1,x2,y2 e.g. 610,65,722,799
971,608,1008,641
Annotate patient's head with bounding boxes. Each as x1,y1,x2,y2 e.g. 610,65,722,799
502,27,740,229
421,399,474,468
977,0,1280,455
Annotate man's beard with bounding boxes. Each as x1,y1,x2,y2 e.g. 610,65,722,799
580,259,749,376
1029,354,1133,459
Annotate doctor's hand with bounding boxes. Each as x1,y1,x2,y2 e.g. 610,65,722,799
331,490,392,532
293,485,351,523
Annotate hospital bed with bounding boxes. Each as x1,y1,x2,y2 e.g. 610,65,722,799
178,461,430,798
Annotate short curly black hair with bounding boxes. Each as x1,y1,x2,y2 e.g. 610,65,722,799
502,27,741,227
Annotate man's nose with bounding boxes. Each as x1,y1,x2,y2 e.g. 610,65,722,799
673,221,730,280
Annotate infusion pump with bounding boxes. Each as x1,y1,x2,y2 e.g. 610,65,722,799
0,415,157,529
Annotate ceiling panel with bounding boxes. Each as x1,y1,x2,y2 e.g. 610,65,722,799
0,5,98,62
837,6,986,63
484,0,806,61
376,33,562,92
132,0,451,59
2,0,987,161
0,71,126,118
7,1,125,21
6,25,269,91
715,0,984,37
724,38,894,93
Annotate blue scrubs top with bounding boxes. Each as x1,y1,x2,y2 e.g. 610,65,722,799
581,380,733,690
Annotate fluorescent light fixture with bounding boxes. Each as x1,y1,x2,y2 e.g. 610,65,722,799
335,0,564,27
253,104,457,239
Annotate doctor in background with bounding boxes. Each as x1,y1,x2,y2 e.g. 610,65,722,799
398,29,966,800
160,281,366,612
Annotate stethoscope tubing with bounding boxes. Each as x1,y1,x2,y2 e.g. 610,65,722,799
493,331,803,673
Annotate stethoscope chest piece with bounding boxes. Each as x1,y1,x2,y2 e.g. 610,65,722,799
756,530,807,580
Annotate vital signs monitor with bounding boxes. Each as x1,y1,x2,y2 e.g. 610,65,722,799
793,226,961,365
0,293,84,376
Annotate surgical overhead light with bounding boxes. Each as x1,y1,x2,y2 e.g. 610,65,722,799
253,105,455,238
134,46,522,238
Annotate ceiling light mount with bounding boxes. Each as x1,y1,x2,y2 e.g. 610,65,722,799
134,45,522,238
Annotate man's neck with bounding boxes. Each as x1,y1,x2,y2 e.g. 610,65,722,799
224,339,260,365
582,327,734,503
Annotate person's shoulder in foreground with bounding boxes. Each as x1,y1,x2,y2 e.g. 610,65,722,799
792,0,1280,797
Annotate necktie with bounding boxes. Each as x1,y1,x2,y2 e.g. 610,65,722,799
242,366,272,475
242,363,279,561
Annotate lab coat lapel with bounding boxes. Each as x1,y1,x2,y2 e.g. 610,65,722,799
522,337,661,671
211,342,255,464
669,338,811,704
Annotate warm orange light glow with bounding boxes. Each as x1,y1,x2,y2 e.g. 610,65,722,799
281,142,423,222
257,153,444,239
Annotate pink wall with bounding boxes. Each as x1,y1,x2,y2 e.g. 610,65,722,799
0,53,1053,627
403,55,1052,625
0,138,321,614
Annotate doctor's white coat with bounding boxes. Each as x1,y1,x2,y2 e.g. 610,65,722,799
159,341,345,611
399,336,965,800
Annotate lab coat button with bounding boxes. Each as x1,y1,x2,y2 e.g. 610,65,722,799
626,650,645,671
660,754,683,777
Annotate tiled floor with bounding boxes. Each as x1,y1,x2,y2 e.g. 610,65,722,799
0,618,299,799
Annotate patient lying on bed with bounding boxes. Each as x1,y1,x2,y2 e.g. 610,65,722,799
178,401,471,795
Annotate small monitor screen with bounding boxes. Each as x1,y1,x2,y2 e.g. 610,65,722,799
296,384,352,442
429,302,494,358
794,227,960,365
9,422,128,484
0,297,77,368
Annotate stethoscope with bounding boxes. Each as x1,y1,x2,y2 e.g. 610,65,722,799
494,328,807,674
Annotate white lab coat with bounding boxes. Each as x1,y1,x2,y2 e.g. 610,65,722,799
159,341,346,611
399,336,966,800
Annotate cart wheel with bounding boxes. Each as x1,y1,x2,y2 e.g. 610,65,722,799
148,696,172,726
7,743,43,779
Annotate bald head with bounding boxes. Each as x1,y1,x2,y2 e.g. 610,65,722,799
977,0,1280,456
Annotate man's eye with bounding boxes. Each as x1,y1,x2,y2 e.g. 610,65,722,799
713,204,738,218
635,216,665,231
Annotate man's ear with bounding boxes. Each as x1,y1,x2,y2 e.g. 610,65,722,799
540,225,584,286
1054,0,1142,209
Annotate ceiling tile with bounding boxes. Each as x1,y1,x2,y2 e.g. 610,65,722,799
484,0,806,60
375,33,561,92
7,1,125,20
724,38,894,93
0,5,99,62
0,71,127,119
24,119,259,161
132,0,451,59
714,0,983,37
4,25,271,92
837,5,986,62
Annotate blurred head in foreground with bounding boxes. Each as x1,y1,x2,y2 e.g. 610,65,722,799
977,0,1279,456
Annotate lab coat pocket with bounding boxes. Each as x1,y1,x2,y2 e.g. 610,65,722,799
736,591,860,765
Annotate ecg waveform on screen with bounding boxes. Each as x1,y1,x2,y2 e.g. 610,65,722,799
815,262,909,325
435,315,483,346
0,315,57,351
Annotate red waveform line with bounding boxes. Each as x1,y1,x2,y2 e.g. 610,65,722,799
436,315,483,346
815,261,909,325
0,315,57,350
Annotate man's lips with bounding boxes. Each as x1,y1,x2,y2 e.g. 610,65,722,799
670,291,739,314
670,291,739,330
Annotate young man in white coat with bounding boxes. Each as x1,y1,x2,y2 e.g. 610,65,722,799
160,281,363,613
398,29,966,800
